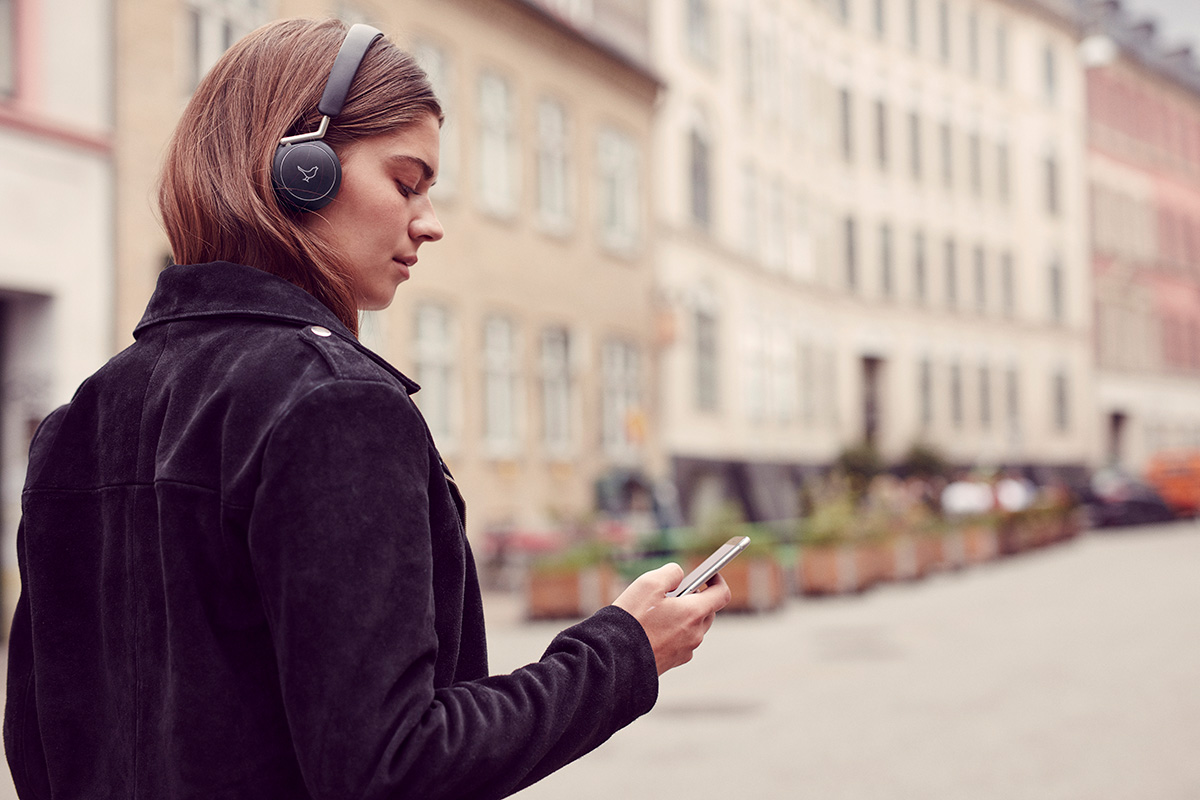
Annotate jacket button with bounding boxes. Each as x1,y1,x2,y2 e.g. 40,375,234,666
310,326,332,337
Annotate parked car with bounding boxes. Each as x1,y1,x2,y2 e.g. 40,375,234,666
1082,469,1176,528
1145,450,1200,517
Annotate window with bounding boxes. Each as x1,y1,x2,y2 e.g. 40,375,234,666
478,72,518,216
937,0,950,64
185,0,266,91
596,127,640,252
839,87,854,162
1045,153,1060,215
601,340,641,457
765,179,786,270
880,223,894,297
686,0,714,62
996,23,1009,87
414,303,457,442
695,305,719,412
1,0,15,97
969,132,982,196
744,315,767,422
875,99,889,170
967,9,980,77
412,41,458,198
949,361,963,428
1006,366,1020,433
914,230,928,303
873,0,886,37
944,237,957,307
540,327,574,453
1052,370,1069,432
909,111,922,181
689,126,712,230
1049,259,1064,323
973,246,986,312
906,0,919,52
919,357,934,426
801,342,817,423
483,316,521,453
844,216,859,290
836,0,851,25
997,141,1011,204
939,122,953,189
1043,44,1058,103
979,364,991,429
739,15,755,107
1000,251,1015,317
536,98,572,233
740,162,759,258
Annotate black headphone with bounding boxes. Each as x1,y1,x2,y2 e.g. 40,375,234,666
272,23,384,212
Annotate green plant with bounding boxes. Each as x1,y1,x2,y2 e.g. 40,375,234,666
530,540,615,574
897,441,950,479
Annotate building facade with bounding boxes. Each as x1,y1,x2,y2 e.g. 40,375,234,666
652,0,1097,524
0,0,114,622
110,0,662,547
1083,1,1200,474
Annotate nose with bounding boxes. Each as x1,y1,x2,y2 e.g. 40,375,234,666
410,197,444,244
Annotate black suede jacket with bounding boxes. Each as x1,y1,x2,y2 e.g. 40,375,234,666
4,262,657,800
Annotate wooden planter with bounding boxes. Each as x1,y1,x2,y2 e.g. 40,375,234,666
854,541,894,588
526,565,619,620
912,535,943,577
798,546,863,596
962,525,999,564
719,557,786,612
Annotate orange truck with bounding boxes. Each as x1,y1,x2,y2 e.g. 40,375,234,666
1145,450,1200,516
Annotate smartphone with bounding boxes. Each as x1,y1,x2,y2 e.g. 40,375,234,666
667,536,751,597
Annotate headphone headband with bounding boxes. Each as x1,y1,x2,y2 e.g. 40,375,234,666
318,23,384,118
272,23,384,212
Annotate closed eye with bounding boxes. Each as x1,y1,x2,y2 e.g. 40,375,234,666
397,182,418,198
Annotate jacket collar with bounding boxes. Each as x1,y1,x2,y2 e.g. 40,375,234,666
134,262,420,395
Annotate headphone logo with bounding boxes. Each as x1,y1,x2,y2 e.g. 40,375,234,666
297,165,319,183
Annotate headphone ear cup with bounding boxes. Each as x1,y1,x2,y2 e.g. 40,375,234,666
272,140,342,212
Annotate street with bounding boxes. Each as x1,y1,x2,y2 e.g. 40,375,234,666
0,523,1196,798
489,523,1200,800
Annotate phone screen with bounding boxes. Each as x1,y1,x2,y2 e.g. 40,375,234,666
668,536,751,597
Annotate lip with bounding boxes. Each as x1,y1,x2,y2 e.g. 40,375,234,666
393,256,416,281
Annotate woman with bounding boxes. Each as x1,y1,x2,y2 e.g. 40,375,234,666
3,18,728,800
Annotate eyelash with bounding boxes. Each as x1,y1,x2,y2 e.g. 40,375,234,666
397,182,420,198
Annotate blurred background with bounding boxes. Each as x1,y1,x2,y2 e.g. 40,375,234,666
2,0,1200,795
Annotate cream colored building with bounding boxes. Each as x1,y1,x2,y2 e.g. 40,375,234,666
652,0,1096,523
111,0,662,547
0,0,114,622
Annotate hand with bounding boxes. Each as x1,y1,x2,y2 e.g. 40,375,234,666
612,563,732,676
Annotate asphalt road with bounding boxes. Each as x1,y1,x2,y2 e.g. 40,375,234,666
0,523,1195,799
489,523,1200,800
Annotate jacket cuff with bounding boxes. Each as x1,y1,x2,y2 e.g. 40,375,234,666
562,605,659,721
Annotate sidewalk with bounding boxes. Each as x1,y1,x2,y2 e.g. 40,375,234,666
493,523,1200,799
0,524,1196,798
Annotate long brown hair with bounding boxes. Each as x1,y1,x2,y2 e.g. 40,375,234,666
158,18,443,335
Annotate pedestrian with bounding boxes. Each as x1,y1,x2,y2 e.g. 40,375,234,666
3,19,730,800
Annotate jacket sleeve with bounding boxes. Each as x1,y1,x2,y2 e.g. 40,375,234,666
247,379,657,800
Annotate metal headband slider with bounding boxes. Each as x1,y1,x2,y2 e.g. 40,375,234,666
279,115,331,146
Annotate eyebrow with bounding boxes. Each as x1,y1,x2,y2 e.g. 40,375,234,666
387,154,435,182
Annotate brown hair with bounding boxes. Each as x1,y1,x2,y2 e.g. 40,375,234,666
158,18,443,336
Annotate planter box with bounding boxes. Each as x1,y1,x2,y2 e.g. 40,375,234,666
798,546,863,596
912,535,943,577
526,565,619,620
854,542,894,588
720,557,786,612
963,525,999,564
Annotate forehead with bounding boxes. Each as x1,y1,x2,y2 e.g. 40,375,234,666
343,114,440,172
